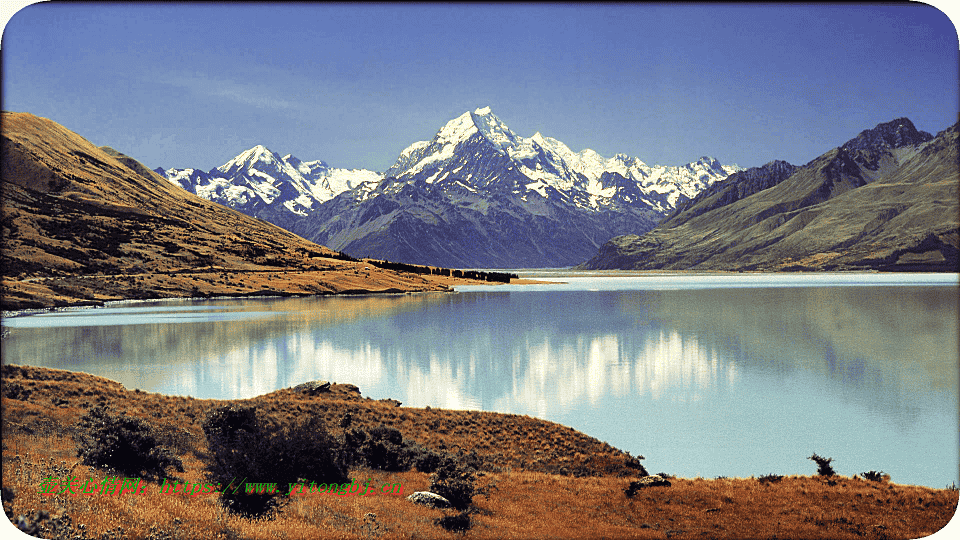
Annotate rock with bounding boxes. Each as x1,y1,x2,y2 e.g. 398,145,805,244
292,380,330,396
636,475,671,487
406,491,451,508
381,398,402,407
624,475,671,497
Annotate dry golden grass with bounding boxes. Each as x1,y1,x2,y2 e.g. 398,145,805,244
2,365,956,539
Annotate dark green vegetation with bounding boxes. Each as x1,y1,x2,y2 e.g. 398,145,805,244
809,453,837,477
75,405,184,481
200,403,493,519
582,118,959,271
367,259,517,283
201,405,349,518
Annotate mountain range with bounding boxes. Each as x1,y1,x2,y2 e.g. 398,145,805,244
580,118,959,272
0,112,478,310
157,107,741,268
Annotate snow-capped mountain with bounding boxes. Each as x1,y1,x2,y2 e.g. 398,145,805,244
157,107,741,268
156,145,381,218
381,107,738,213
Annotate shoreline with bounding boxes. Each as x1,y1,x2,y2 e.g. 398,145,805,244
5,267,952,314
0,261,501,312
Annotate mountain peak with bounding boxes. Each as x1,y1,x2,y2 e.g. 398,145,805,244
235,144,277,163
216,144,282,175
242,144,275,159
842,118,933,152
436,111,480,146
469,107,519,151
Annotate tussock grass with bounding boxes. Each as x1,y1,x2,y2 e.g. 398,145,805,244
3,365,957,539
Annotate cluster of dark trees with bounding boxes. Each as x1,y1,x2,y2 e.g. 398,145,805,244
326,251,360,262
320,250,517,283
368,259,517,283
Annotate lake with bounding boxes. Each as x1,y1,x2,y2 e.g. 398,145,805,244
2,272,957,489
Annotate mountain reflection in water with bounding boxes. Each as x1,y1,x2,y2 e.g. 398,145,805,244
2,275,956,487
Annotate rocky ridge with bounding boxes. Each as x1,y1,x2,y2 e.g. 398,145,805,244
580,118,958,272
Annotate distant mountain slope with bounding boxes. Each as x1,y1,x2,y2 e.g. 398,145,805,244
0,112,466,309
158,107,741,268
659,160,800,228
581,118,958,272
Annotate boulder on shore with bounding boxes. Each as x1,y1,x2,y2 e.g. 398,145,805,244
292,380,331,396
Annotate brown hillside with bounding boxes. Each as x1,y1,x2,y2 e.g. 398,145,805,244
0,112,489,310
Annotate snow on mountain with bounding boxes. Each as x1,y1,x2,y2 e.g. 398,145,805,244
157,107,742,267
383,107,741,212
156,147,382,217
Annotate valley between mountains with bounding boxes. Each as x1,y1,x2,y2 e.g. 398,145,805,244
2,108,956,311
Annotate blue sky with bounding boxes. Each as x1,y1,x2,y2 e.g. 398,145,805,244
2,2,958,172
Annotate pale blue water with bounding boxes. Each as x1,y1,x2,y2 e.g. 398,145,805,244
2,272,957,488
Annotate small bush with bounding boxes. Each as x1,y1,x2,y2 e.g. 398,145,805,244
430,457,476,510
809,453,836,477
342,425,447,473
435,510,472,533
404,443,445,473
201,405,348,518
358,425,407,471
758,473,784,484
2,487,14,520
74,405,183,481
2,381,31,400
862,470,887,482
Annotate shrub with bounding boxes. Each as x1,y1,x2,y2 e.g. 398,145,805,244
623,452,648,476
430,457,476,510
342,424,447,473
2,381,31,400
404,443,445,473
201,405,348,518
861,470,887,482
74,405,184,481
758,473,784,484
2,487,14,520
808,453,836,477
358,425,407,471
435,510,472,533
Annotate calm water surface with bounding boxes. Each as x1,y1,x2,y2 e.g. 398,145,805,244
3,272,957,488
